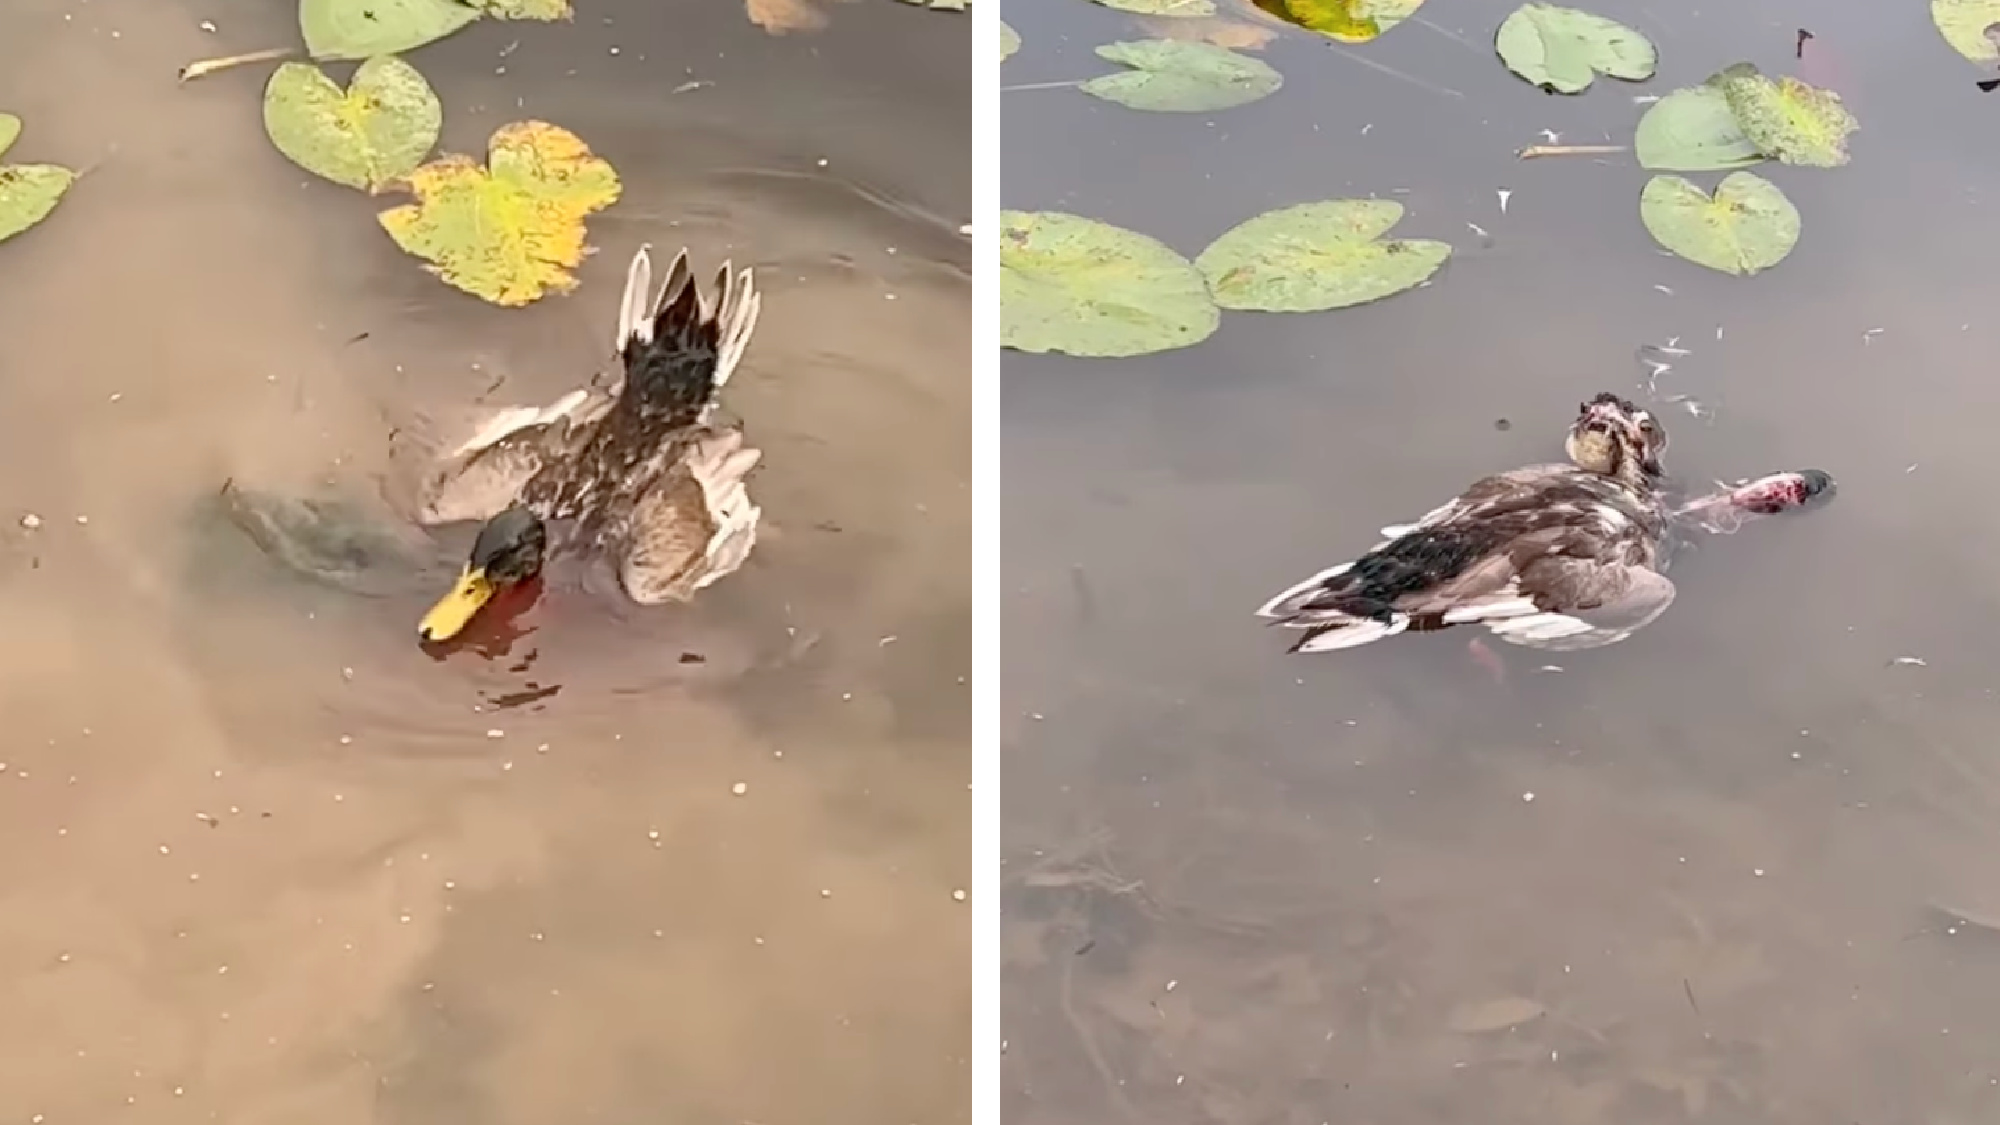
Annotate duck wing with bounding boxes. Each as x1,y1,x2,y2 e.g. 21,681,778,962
1261,470,1674,653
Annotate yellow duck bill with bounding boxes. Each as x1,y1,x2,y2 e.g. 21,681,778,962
418,566,497,642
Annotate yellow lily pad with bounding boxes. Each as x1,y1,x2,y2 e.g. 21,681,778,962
262,56,441,192
1710,62,1856,167
0,114,76,245
1249,0,1424,43
469,0,572,18
376,120,622,306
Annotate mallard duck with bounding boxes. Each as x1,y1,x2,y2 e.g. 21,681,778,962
414,244,764,642
1257,393,1679,653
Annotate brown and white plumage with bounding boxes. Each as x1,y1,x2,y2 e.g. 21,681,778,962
1259,394,1678,653
415,244,763,606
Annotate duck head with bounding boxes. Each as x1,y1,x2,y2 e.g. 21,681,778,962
417,506,547,642
1565,392,1666,484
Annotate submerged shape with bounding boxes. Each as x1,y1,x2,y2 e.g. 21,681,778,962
1248,0,1425,43
0,115,75,245
1931,0,2000,60
1711,62,1856,167
299,0,481,59
375,120,622,306
1640,172,1799,276
1195,199,1450,312
262,56,442,192
1081,39,1283,112
1634,85,1763,171
1001,19,1021,59
1131,14,1279,50
1090,0,1218,17
1000,210,1220,358
1494,3,1655,93
467,0,571,16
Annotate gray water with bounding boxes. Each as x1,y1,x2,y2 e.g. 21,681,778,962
1002,2,2000,1122
0,0,968,1121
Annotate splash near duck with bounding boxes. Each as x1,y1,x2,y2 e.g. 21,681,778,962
1257,395,1832,654
415,244,764,642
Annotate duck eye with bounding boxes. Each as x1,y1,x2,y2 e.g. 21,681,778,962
1638,417,1656,433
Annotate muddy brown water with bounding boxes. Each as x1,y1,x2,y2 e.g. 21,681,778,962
1004,1,2000,1123
0,0,968,1121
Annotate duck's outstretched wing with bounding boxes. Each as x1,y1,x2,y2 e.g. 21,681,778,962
1472,559,1676,651
413,388,608,525
614,244,761,425
614,429,763,605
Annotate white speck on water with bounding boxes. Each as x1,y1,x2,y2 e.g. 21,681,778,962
198,18,216,30
731,781,748,795
820,888,833,898
486,729,504,739
1496,188,1512,213
1753,868,1766,877
1165,979,1178,992
1522,792,1536,802
1892,656,1928,667
19,513,40,529
952,888,967,902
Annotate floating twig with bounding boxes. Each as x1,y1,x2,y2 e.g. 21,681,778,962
177,46,299,85
1516,143,1630,160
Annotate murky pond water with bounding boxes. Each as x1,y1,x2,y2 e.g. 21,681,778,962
1003,1,2000,1122
0,0,967,1120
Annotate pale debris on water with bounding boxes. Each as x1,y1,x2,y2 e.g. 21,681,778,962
1496,188,1512,213
1891,656,1928,667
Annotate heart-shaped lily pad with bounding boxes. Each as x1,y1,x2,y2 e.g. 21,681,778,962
263,56,442,192
1194,199,1451,312
1711,62,1857,167
1634,85,1763,171
1000,210,1220,358
299,0,481,60
0,113,76,245
1639,171,1799,276
1081,39,1283,112
1932,0,2000,60
1247,0,1425,44
1494,3,1655,93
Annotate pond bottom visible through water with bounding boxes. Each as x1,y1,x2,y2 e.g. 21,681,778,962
0,0,968,1122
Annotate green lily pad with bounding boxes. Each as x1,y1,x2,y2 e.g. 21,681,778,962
1090,0,1217,17
1081,40,1283,113
262,56,442,192
0,115,76,245
1000,210,1220,358
1639,172,1799,276
1494,3,1655,93
1634,85,1764,171
468,0,570,16
1001,20,1021,60
1194,199,1450,312
1248,0,1424,43
1932,0,2000,61
299,0,481,60
1711,62,1856,167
